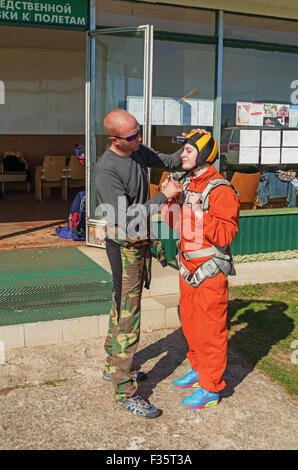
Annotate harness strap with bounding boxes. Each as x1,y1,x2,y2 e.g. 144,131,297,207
181,177,239,213
176,254,221,288
176,240,230,261
175,176,239,286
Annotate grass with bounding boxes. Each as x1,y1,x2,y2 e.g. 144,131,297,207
0,378,68,396
167,250,298,268
228,281,298,403
40,378,68,387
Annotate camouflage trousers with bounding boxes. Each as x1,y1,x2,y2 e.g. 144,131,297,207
104,239,149,401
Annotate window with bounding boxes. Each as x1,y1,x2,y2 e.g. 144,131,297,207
96,0,216,36
224,13,298,46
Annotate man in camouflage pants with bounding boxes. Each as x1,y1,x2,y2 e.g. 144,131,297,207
94,109,183,418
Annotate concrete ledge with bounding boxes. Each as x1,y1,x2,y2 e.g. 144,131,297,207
0,295,180,350
24,320,63,347
0,324,25,349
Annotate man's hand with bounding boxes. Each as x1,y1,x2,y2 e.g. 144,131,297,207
182,128,211,137
161,177,182,201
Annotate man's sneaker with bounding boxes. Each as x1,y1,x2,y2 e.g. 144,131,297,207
181,386,219,409
116,393,162,419
172,369,199,388
103,370,147,382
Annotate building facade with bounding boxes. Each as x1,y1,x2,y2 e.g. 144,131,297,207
0,0,297,253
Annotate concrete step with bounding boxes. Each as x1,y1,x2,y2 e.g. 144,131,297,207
0,292,181,350
141,293,180,331
79,246,180,297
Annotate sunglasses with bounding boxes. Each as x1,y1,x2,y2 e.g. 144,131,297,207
111,128,142,142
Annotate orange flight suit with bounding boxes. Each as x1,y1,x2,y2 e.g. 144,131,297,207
162,165,240,393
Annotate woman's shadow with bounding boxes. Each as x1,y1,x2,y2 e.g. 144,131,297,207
135,298,293,400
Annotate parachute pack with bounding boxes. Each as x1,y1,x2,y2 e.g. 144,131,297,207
56,190,86,241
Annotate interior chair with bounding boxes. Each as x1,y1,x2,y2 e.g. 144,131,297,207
65,155,85,191
149,171,169,198
230,172,261,210
158,171,169,191
1,151,30,194
150,183,159,198
35,156,67,201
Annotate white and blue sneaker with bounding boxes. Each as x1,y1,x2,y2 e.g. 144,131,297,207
116,394,162,419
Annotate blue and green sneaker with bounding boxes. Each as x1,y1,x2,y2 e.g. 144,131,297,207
181,386,219,409
172,369,199,388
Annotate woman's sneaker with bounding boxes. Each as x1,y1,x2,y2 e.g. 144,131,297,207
116,393,162,419
172,369,199,388
181,386,219,409
103,370,147,382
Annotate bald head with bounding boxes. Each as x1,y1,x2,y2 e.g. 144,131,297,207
104,109,137,137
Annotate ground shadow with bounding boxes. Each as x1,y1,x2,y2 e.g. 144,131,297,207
134,328,188,400
0,220,66,240
135,298,293,400
221,298,293,399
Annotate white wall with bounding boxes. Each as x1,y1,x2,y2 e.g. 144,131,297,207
0,47,85,134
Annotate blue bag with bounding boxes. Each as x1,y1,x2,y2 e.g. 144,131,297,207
56,191,86,241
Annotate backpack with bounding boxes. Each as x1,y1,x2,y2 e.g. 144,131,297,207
56,191,86,241
3,154,26,172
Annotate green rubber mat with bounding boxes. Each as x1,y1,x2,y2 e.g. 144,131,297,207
0,247,113,326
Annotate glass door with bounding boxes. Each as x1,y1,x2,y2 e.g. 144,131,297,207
86,25,153,247
149,39,216,185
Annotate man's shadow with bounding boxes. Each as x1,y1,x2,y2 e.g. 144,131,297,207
135,298,293,400
134,327,188,400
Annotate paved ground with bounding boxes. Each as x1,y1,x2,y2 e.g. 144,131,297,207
0,326,297,451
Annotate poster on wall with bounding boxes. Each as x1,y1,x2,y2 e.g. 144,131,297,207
127,97,214,126
281,147,298,164
239,129,260,147
277,105,289,127
198,100,214,127
261,147,281,164
236,102,250,125
164,100,181,125
239,147,259,164
152,99,164,125
127,97,144,125
236,102,263,126
289,105,298,128
282,130,298,147
249,103,263,126
261,130,281,147
236,102,292,128
239,129,260,164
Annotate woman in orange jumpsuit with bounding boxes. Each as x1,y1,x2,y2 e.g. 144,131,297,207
162,132,240,409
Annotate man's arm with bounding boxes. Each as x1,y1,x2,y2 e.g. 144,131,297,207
140,145,183,170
